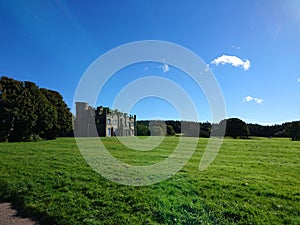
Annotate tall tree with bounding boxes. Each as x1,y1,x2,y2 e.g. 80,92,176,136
40,89,72,137
0,77,22,141
0,77,38,141
24,82,58,140
0,76,72,142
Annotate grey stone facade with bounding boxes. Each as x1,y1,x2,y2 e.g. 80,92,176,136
74,102,136,137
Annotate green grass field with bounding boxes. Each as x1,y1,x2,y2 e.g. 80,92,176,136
0,137,299,224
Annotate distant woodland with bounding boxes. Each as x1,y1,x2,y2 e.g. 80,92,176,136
137,119,300,140
1,76,299,142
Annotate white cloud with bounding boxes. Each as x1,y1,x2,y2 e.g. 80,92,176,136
204,64,210,72
211,55,251,71
297,78,300,83
160,64,169,73
254,98,263,104
143,66,149,71
243,96,253,102
243,95,263,104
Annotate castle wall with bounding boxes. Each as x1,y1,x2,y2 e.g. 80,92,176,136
74,102,136,137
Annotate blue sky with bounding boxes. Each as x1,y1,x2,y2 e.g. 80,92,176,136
0,0,299,124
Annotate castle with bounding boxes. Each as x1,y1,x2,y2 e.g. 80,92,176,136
74,102,137,137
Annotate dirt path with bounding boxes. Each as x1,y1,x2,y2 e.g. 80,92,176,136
0,203,40,225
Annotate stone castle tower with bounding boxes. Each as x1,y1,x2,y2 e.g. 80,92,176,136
74,102,136,137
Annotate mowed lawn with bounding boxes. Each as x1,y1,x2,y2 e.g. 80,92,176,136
0,137,299,225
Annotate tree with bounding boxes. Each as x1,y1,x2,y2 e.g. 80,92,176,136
166,125,175,136
0,76,72,142
0,77,22,141
40,89,72,138
285,121,300,141
0,77,15,141
150,126,166,136
0,77,38,141
247,123,285,137
24,83,58,140
222,118,250,139
137,123,150,136
181,121,200,137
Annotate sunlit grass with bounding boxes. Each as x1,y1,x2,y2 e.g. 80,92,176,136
0,137,299,224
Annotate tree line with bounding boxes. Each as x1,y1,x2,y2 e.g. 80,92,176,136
0,76,72,142
1,76,299,142
137,118,300,140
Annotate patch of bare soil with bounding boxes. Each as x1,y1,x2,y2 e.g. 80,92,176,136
0,203,40,225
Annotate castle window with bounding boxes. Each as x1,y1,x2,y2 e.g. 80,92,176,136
108,128,111,136
107,119,111,125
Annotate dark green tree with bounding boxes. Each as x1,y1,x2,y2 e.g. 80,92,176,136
0,77,38,141
0,77,24,141
0,77,13,141
222,118,250,139
166,120,181,134
200,122,211,137
166,125,175,136
0,76,72,142
285,121,300,141
40,89,72,137
247,123,286,137
137,123,150,136
23,82,58,140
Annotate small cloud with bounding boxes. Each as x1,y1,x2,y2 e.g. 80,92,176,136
254,98,263,104
297,78,300,82
243,96,253,102
143,66,149,71
204,64,210,72
160,64,169,73
211,55,251,71
243,95,263,104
